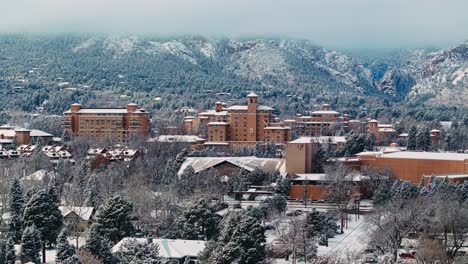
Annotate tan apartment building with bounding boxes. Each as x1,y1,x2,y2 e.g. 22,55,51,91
63,103,151,143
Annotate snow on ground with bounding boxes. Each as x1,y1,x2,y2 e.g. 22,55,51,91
44,236,87,264
267,214,369,263
317,215,368,258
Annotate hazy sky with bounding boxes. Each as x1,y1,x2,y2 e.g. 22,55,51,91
1,0,467,49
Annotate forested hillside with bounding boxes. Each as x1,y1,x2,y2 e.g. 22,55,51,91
0,34,466,125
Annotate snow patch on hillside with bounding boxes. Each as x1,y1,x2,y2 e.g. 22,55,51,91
72,38,97,52
148,41,197,64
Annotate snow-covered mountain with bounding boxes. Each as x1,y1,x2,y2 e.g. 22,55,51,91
374,42,468,105
1,35,466,106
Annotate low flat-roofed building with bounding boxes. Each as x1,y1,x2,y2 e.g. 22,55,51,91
358,151,468,184
289,172,367,200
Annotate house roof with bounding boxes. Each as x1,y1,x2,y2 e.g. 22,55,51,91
207,122,229,125
112,238,206,259
293,172,366,182
223,105,273,111
59,206,94,221
423,173,468,179
30,129,53,137
178,156,286,177
357,151,468,161
311,110,339,115
151,135,205,143
64,108,146,114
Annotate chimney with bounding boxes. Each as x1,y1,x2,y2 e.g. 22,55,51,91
70,103,81,113
127,103,138,113
215,102,224,112
15,128,31,145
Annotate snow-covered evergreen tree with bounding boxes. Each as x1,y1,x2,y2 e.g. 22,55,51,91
62,255,82,264
416,126,431,151
173,199,221,240
5,237,15,264
373,183,392,205
20,225,42,264
407,126,417,150
8,178,25,243
117,239,162,264
93,196,134,243
56,230,76,263
83,226,116,264
23,186,63,263
84,174,102,208
209,213,267,264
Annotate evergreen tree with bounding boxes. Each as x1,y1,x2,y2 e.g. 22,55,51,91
93,196,134,243
312,148,328,173
427,175,440,195
275,178,290,197
84,174,102,208
394,181,419,199
173,199,221,240
56,230,76,263
20,225,42,264
4,237,16,264
62,255,81,264
23,186,63,263
210,214,266,264
117,239,162,264
373,183,392,205
416,126,431,151
407,126,417,150
83,226,116,264
8,178,25,243
460,180,468,202
271,194,287,213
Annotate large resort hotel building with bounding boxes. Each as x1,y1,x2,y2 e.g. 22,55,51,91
185,93,291,148
63,103,151,143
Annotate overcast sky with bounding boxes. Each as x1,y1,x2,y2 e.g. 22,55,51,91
1,0,467,49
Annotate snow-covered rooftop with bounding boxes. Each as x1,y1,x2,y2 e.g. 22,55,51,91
112,238,206,259
178,156,286,177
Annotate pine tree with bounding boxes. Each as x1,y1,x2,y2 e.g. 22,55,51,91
4,237,16,264
407,126,417,150
62,255,81,264
56,230,76,263
460,180,468,202
20,225,42,264
313,148,328,173
84,174,102,208
8,178,25,243
373,183,392,205
23,186,63,263
395,181,419,199
117,239,162,264
416,126,431,151
211,214,267,264
174,199,221,240
93,196,134,243
271,194,287,213
427,175,440,195
83,226,116,264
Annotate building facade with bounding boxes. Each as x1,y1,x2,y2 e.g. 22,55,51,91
63,103,151,143
185,93,291,148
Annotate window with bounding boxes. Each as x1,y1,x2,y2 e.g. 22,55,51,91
250,128,254,135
